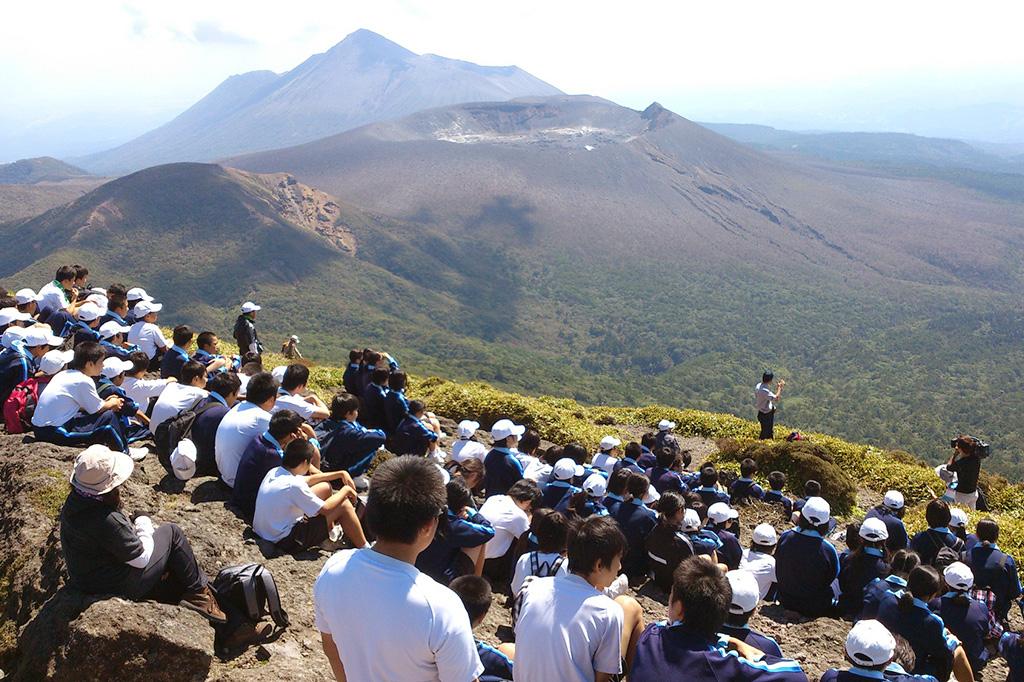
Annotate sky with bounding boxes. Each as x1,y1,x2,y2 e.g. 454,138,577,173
2,0,1023,160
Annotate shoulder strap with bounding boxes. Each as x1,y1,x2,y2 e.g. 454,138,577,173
255,565,290,628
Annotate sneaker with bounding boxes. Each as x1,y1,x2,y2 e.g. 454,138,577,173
222,621,273,650
328,524,343,543
129,446,149,461
603,573,630,599
179,586,227,624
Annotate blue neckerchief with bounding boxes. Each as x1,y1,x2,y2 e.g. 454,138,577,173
621,457,638,466
640,445,652,454
548,480,574,489
911,596,931,611
493,446,518,456
942,591,968,599
278,387,290,396
884,663,909,675
262,432,284,456
846,668,885,679
794,527,825,538
930,526,952,535
208,391,228,408
605,492,624,502
170,345,189,359
737,477,753,482
105,310,126,324
348,363,360,369
885,574,908,587
864,547,884,557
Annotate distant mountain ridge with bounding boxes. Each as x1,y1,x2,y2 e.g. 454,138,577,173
0,157,92,184
75,29,562,175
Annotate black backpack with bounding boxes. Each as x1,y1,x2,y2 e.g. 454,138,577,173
511,553,566,625
154,396,220,463
212,563,289,640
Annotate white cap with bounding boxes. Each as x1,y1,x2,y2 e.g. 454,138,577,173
38,349,73,375
801,496,831,525
846,620,896,667
599,435,621,451
101,357,134,378
582,473,607,497
133,300,162,316
457,420,480,439
14,288,42,305
491,418,526,442
552,457,584,481
727,570,761,614
437,463,451,485
98,321,131,339
658,419,676,431
708,502,739,524
949,508,968,529
643,485,661,505
1,326,29,349
126,287,153,302
76,303,102,322
859,517,890,542
169,438,197,480
240,301,261,313
883,490,905,510
682,508,702,531
289,335,299,342
271,365,287,382
0,308,33,326
752,523,778,547
943,561,975,591
24,327,64,348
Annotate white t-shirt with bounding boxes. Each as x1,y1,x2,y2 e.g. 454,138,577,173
740,548,777,601
514,574,624,681
38,280,69,312
121,376,173,408
590,452,617,475
314,548,483,682
31,369,105,427
755,382,778,413
271,392,318,422
253,466,325,542
479,494,531,559
148,383,208,434
451,439,487,463
511,551,569,596
215,401,272,486
127,321,169,359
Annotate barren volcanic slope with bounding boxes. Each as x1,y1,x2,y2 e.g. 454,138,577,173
76,29,562,175
0,157,104,222
230,96,1024,473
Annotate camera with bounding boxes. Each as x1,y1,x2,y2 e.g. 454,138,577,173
951,435,991,458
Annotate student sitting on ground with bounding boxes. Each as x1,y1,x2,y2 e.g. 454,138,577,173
356,349,381,395
706,502,743,570
120,353,175,415
341,349,362,396
191,371,240,477
191,331,233,373
0,327,56,405
484,419,528,498
603,468,631,517
65,302,103,347
792,480,823,518
60,444,226,623
865,490,910,552
511,509,571,598
159,325,192,380
97,320,138,360
630,557,807,682
963,517,1022,623
820,619,929,682
126,300,168,370
313,456,483,681
614,472,659,581
939,562,992,676
253,439,367,553
838,517,891,617
3,348,71,434
123,287,152,326
730,458,765,504
272,364,329,422
13,287,43,319
722,569,783,657
876,565,973,682
514,428,543,475
775,496,840,617
644,490,694,593
910,499,965,567
215,372,278,487
391,399,441,457
359,367,390,431
32,342,139,456
98,287,129,327
613,441,646,475
232,409,318,520
558,473,609,519
383,370,410,433
681,506,724,563
148,360,208,435
450,457,485,497
589,436,622,475
741,523,779,602
96,357,150,444
514,515,645,681
540,458,583,508
862,549,922,620
450,575,515,682
313,392,386,476
693,465,730,508
452,419,487,463
37,265,83,318
948,508,969,545
762,471,794,517
646,446,687,495
479,479,541,586
416,479,495,585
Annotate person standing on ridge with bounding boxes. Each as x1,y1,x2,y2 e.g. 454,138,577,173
755,370,785,440
233,301,264,357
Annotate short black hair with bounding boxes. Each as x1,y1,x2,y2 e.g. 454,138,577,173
533,508,570,554
507,479,541,505
626,472,649,499
656,447,676,468
804,480,821,497
641,432,656,449
889,549,921,579
624,442,642,461
196,331,217,350
543,446,564,466
658,490,686,519
768,471,786,490
903,565,940,604
388,370,407,391
245,372,279,405
365,455,446,544
268,409,304,439
563,443,588,465
567,516,627,575
408,399,426,416
762,371,774,383
240,351,261,368
925,498,951,529
72,264,89,280
70,342,104,370
281,364,309,391
282,438,316,468
172,325,193,347
128,351,150,374
519,428,541,454
331,392,359,419
371,367,390,385
449,575,492,625
670,557,731,638
55,265,76,282
107,283,127,299
445,479,473,511
207,371,241,398
607,468,632,496
740,458,757,477
180,360,207,386
700,465,718,487
976,518,999,543
348,349,362,363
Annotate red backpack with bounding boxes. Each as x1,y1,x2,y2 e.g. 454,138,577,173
3,377,46,434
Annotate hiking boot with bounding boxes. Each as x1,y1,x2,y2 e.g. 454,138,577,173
129,446,149,461
223,621,273,650
180,586,227,623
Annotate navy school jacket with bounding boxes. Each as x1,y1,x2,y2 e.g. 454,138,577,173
477,640,513,682
614,498,659,577
613,457,645,475
358,382,389,430
819,665,937,681
415,508,495,585
646,466,687,495
861,574,908,620
864,505,910,551
382,388,410,434
762,490,794,517
100,339,140,361
730,478,766,504
998,632,1024,682
0,346,33,404
539,480,577,509
483,448,526,498
938,591,990,673
964,542,1023,621
390,414,438,457
909,527,963,567
709,524,743,570
775,527,840,617
876,591,959,680
693,485,730,508
837,548,890,617
720,623,783,658
342,363,361,396
160,345,189,380
314,418,386,475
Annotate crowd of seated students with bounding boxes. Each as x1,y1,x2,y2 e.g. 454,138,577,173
7,266,1022,680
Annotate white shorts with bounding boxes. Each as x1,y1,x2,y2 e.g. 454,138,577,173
954,489,979,510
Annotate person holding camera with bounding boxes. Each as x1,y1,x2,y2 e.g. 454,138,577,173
947,435,986,510
754,371,785,440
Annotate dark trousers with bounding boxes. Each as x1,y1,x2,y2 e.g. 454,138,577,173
124,523,207,600
757,410,775,440
34,410,129,452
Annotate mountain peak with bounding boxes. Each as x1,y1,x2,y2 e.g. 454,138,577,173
329,28,416,62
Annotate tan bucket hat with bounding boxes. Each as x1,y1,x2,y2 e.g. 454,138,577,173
70,444,134,495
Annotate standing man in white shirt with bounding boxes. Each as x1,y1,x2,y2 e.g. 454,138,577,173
754,370,785,440
313,455,483,682
215,372,278,487
127,300,169,370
